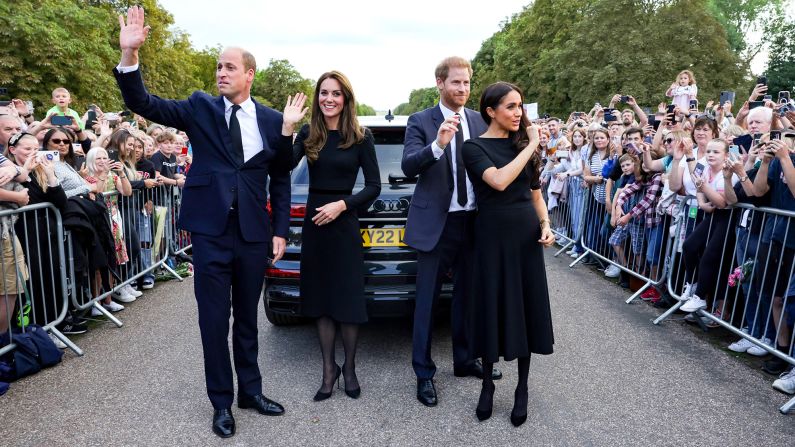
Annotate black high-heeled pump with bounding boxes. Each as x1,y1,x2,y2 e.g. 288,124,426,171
475,381,494,421
313,365,341,402
510,386,528,427
342,365,361,399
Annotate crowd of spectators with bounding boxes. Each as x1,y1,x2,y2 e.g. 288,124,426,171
1,75,793,400
0,87,192,368
534,73,795,396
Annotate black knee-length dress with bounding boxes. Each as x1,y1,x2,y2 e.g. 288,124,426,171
292,125,381,323
461,137,554,362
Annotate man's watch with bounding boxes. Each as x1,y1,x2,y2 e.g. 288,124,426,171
435,139,447,150
685,157,695,162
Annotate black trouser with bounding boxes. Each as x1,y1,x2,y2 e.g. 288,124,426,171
682,210,735,303
412,211,474,379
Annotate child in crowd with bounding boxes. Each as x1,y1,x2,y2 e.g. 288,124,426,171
666,70,698,113
606,153,639,279
45,88,84,130
150,131,185,188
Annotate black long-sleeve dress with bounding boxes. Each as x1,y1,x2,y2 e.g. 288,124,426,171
292,125,381,323
462,137,554,362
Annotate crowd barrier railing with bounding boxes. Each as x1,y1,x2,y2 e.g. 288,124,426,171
566,179,676,304
68,186,184,333
656,200,794,414
0,203,78,357
561,180,795,414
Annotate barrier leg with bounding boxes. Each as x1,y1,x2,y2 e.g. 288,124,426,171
48,326,83,356
162,261,184,282
626,281,651,304
653,300,683,325
92,301,123,328
569,250,588,268
554,241,573,257
781,396,795,414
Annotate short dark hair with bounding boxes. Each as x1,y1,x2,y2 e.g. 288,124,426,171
623,126,643,140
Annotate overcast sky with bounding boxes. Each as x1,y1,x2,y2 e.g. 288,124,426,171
158,0,529,111
158,0,778,112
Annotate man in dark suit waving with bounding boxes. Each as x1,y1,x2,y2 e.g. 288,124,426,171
402,57,502,408
114,7,306,438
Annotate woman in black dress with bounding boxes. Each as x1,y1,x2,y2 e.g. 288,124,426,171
461,82,556,427
290,71,381,401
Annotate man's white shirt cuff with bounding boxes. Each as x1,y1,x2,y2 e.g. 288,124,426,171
116,64,139,73
431,141,445,159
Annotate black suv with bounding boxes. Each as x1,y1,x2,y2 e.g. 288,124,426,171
262,115,452,325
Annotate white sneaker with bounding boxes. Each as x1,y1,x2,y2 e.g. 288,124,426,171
680,282,697,301
604,265,621,278
772,368,795,395
747,337,773,357
680,294,707,312
728,338,756,353
113,288,136,303
103,301,125,313
123,284,143,298
91,306,103,317
49,333,67,350
570,251,580,258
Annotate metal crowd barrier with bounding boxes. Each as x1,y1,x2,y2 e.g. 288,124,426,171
563,177,676,303
0,203,75,356
68,186,183,333
560,178,795,414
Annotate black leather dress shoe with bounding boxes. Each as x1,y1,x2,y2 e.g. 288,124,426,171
212,408,235,438
454,360,503,380
238,394,285,416
416,379,438,407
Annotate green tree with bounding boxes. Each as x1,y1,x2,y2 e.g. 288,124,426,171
393,87,438,115
252,59,314,112
356,103,376,116
765,21,795,97
0,0,222,115
706,0,785,62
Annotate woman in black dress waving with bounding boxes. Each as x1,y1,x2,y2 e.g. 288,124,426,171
461,82,556,427
290,71,381,401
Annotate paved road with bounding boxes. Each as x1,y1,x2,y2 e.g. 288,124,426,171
1,253,793,446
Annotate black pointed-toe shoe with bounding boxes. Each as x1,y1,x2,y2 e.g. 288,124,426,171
416,378,438,407
212,408,235,438
238,394,285,416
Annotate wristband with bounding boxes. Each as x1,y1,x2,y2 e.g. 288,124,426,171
540,218,551,228
685,157,695,162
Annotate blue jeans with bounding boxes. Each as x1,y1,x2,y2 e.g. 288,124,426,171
568,181,586,252
645,224,665,266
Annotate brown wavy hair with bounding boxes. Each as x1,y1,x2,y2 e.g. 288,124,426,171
588,128,614,160
304,71,364,162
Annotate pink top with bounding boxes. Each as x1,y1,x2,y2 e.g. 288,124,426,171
666,85,698,111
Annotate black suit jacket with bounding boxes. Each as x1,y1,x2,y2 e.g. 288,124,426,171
113,68,291,242
401,105,487,252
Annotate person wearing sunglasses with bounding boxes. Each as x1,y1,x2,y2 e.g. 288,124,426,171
43,127,95,198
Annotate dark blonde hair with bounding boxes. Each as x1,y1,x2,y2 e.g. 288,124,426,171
435,56,472,82
677,70,696,85
304,71,364,163
6,134,49,192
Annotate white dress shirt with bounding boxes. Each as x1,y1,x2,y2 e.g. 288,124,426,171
222,96,263,163
430,103,477,212
116,63,264,163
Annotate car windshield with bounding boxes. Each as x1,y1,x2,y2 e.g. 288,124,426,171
291,127,406,185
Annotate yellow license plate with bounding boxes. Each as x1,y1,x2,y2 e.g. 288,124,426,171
361,228,406,247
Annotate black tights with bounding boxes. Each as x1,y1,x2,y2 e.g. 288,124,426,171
316,316,360,393
479,356,531,414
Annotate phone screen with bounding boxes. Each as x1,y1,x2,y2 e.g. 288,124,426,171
693,162,705,178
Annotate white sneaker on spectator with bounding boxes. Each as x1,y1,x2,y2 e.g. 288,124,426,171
772,368,795,395
142,279,154,290
680,294,707,312
91,306,103,317
123,284,143,298
49,333,67,350
728,337,756,353
113,288,136,303
103,301,125,313
680,282,697,301
747,337,773,357
570,251,580,258
604,265,621,278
